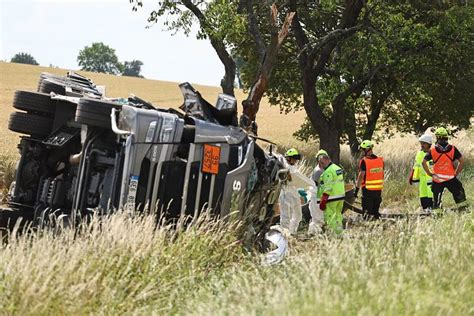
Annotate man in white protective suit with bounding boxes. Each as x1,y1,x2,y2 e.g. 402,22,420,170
279,148,316,235
307,149,328,235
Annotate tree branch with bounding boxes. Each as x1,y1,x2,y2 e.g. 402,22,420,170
245,0,266,59
313,0,365,75
181,0,236,96
332,65,382,137
308,24,363,62
240,4,295,134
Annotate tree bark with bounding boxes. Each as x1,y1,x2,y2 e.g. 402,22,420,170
345,110,360,157
240,4,295,134
362,89,391,141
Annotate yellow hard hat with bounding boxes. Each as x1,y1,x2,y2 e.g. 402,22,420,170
285,148,300,158
360,140,374,150
434,127,448,137
316,149,328,160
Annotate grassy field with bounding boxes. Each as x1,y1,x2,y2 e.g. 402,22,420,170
0,61,307,151
0,62,473,315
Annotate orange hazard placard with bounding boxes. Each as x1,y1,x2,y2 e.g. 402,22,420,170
202,144,221,175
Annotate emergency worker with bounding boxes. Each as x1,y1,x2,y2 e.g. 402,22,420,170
308,150,325,234
422,127,467,210
355,140,384,219
409,134,434,211
279,148,315,234
316,150,345,234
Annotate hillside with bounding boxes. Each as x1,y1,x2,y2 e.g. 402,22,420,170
0,61,307,155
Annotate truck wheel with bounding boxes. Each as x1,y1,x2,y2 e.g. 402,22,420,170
8,112,53,137
13,90,56,116
75,98,121,129
39,79,66,95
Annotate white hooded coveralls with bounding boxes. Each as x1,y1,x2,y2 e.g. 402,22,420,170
279,162,315,234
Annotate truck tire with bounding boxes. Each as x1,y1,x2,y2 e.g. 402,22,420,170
39,79,66,95
75,98,121,129
13,90,56,115
8,112,53,137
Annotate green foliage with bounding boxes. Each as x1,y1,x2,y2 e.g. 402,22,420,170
236,1,473,150
131,0,246,46
77,42,123,75
10,52,39,65
122,60,144,78
378,3,474,136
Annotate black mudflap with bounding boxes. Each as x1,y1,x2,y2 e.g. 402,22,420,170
156,161,186,221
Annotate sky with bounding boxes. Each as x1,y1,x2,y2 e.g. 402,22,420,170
0,0,223,86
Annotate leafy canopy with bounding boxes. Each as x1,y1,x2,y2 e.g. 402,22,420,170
77,42,123,75
11,52,39,65
122,60,144,78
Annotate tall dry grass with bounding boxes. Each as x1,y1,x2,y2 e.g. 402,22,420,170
0,209,472,314
0,212,245,314
186,212,473,315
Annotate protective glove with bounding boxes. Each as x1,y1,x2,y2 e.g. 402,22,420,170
408,170,414,185
354,187,359,199
320,193,329,211
298,188,308,204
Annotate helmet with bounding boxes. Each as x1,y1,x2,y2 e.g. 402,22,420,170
285,148,300,158
434,127,448,138
360,140,374,150
418,134,432,145
316,149,329,160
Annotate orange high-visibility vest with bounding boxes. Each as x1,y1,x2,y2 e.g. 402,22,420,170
360,157,384,191
431,146,456,183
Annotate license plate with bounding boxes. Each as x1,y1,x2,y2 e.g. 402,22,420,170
127,175,139,211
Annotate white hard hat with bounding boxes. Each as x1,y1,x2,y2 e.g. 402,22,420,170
418,134,432,144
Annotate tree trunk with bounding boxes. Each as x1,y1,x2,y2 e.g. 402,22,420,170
320,129,342,164
362,89,392,140
240,4,295,134
217,47,236,96
345,108,360,156
300,73,342,163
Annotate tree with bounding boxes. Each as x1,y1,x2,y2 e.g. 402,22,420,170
131,0,242,96
380,4,474,137
273,0,369,162
236,0,473,162
132,0,294,135
77,42,123,75
133,1,472,162
239,2,294,134
122,60,144,77
288,1,473,156
10,52,39,65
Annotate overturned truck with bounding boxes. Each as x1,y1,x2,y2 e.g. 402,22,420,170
1,72,287,242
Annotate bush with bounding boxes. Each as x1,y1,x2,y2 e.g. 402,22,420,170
10,53,39,66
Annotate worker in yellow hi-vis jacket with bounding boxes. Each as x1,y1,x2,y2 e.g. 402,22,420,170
316,150,345,235
409,134,434,211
